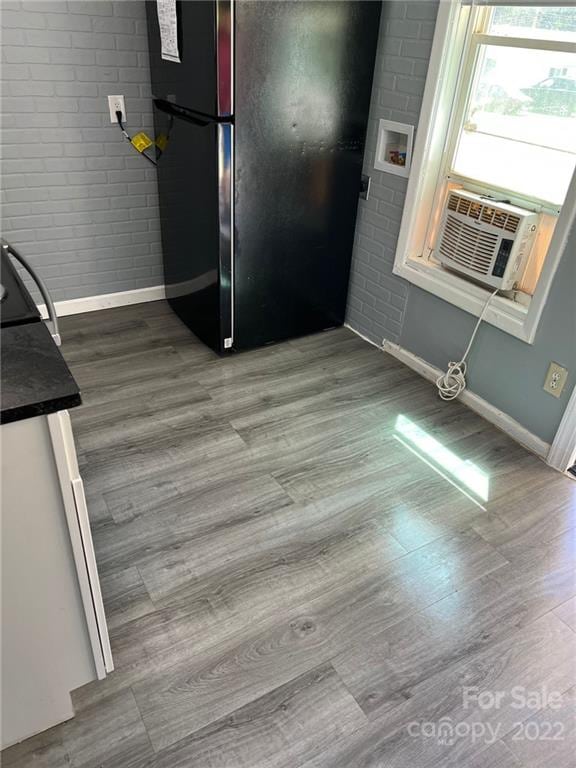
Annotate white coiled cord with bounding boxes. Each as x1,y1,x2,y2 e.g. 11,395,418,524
436,288,500,401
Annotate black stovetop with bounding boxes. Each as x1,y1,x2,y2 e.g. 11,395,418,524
0,246,82,423
0,248,41,328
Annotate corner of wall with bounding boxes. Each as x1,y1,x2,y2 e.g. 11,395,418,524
345,0,438,346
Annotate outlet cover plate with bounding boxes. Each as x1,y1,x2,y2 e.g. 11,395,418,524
543,362,568,398
108,95,126,124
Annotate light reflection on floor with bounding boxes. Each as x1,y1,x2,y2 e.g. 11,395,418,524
394,415,490,508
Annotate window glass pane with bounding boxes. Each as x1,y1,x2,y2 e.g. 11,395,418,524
451,45,576,205
488,6,576,43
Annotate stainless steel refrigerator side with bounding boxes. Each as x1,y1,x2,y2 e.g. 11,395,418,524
218,122,234,350
216,0,234,117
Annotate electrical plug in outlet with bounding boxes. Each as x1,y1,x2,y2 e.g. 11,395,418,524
108,95,126,124
543,362,568,398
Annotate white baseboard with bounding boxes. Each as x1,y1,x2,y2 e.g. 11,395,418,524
38,285,165,320
344,325,550,460
382,339,550,459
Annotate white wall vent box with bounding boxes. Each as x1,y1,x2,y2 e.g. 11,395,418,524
436,189,539,290
374,119,414,178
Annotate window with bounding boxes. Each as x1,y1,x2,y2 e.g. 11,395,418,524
449,5,576,209
393,3,576,343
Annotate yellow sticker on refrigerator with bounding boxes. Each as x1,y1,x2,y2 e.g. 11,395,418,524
131,132,154,153
155,133,168,152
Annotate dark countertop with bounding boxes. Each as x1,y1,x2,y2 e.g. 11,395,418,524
1,322,81,425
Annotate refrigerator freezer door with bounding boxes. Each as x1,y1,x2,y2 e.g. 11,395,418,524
233,0,381,350
154,102,233,353
145,0,233,118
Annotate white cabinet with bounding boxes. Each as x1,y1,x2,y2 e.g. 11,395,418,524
1,411,112,749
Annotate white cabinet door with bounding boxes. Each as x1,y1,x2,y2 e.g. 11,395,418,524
1,415,97,747
47,411,114,678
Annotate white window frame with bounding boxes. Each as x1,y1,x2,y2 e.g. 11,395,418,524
393,1,576,344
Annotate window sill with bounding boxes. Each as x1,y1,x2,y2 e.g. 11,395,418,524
393,256,533,343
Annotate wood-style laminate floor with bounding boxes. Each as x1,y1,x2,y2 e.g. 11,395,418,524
4,301,576,768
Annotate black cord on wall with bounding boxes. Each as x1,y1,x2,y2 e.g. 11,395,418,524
115,111,158,167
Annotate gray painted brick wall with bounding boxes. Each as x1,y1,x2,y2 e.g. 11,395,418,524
2,0,436,311
346,0,438,344
0,0,162,302
345,0,574,444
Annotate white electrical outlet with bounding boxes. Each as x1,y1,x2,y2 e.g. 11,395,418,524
543,362,569,398
108,95,126,124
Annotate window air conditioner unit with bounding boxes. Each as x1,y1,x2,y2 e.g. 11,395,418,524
436,190,539,290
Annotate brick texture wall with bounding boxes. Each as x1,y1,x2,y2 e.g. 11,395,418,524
0,0,437,311
0,0,162,302
345,0,438,344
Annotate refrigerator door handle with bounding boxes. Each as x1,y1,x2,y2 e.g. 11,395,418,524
217,122,234,350
216,0,234,117
153,99,223,127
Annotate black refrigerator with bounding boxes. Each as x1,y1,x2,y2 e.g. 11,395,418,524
146,0,381,353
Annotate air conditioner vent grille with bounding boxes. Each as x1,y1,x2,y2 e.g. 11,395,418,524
505,215,521,232
447,193,520,234
438,214,499,276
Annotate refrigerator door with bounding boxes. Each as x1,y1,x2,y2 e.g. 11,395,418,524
145,0,233,117
153,102,233,353
233,0,381,350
